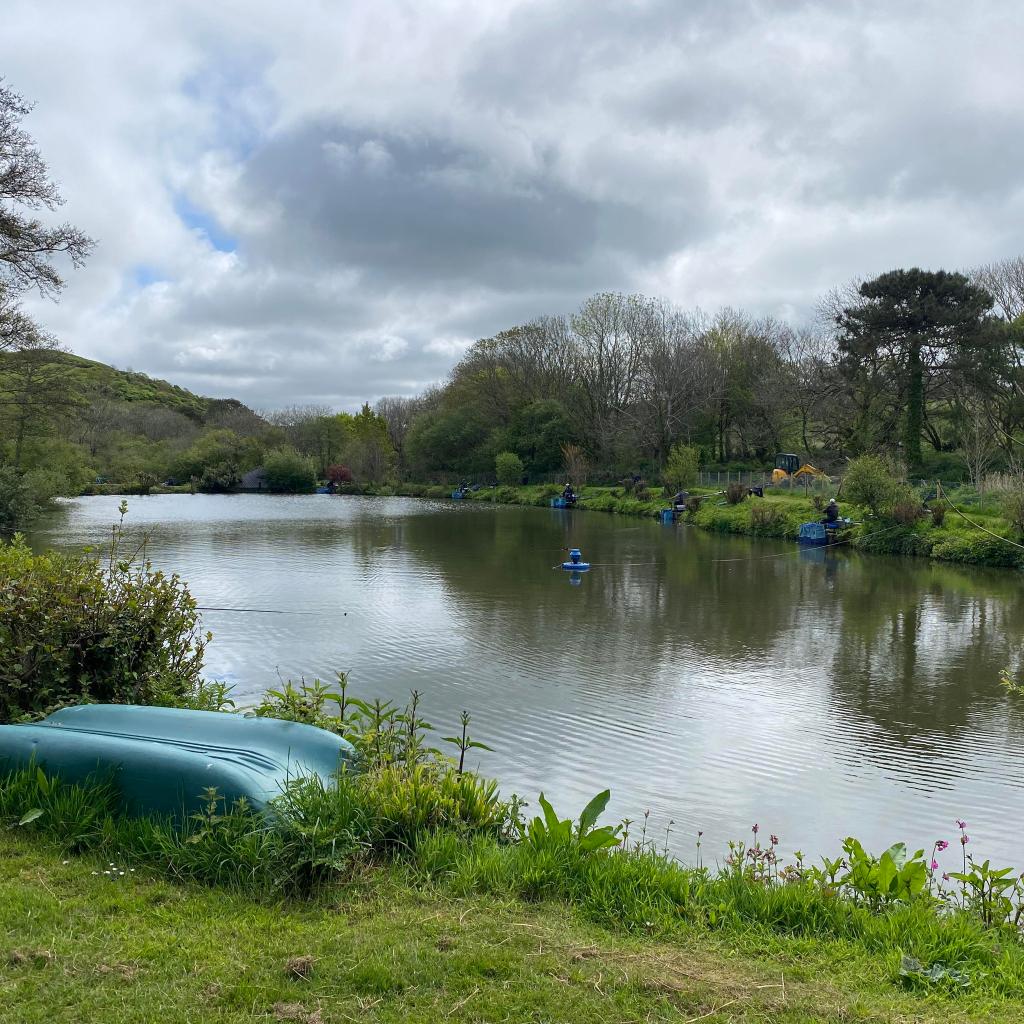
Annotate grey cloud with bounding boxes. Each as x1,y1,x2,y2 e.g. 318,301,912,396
237,122,705,287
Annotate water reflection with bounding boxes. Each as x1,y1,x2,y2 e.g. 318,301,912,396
29,494,1023,866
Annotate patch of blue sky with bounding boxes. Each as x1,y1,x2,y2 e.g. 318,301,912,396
180,51,273,163
173,193,237,253
131,264,165,287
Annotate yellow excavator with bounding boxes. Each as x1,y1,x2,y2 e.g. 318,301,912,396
771,453,827,487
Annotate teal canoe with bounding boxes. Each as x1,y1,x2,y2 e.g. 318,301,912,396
0,704,354,819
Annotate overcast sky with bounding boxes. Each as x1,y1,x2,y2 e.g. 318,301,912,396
4,0,1023,410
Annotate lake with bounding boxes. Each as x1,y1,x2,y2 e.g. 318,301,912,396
29,493,1024,868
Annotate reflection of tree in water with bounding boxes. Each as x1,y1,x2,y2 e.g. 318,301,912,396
276,501,1024,759
827,556,1024,746
395,508,838,686
393,506,1024,744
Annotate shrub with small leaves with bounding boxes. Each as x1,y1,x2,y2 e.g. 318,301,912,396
890,497,923,525
725,482,746,505
750,503,784,533
842,455,900,515
0,506,208,723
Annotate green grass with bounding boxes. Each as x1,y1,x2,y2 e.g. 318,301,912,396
3,830,1023,1024
3,759,1024,1018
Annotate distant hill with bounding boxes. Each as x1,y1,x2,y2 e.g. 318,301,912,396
1,349,261,426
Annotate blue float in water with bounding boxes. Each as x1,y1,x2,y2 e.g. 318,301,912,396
561,547,590,571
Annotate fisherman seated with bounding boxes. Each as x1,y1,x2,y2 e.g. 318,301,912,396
821,498,841,526
673,489,689,510
562,484,577,504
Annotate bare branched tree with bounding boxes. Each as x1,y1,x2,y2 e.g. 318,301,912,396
0,284,55,351
958,401,998,501
375,394,423,472
970,255,1024,322
1,82,93,301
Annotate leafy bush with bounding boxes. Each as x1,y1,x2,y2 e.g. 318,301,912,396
0,512,207,722
835,838,929,910
890,496,923,525
520,790,621,854
0,466,42,531
842,455,900,515
263,447,317,493
169,429,259,485
725,482,746,505
929,502,946,527
198,460,240,492
663,443,699,491
750,502,785,534
494,450,524,486
684,494,704,515
0,466,61,531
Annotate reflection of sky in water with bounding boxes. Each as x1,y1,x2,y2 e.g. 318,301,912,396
33,494,1024,868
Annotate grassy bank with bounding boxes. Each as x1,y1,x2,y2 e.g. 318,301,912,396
353,482,1024,570
3,739,1024,1022
5,830,1024,1024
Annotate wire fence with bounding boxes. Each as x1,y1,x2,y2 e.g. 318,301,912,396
696,470,837,493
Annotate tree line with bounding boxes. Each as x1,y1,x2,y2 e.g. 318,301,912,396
376,267,1024,485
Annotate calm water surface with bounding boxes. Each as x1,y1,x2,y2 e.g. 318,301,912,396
31,494,1024,866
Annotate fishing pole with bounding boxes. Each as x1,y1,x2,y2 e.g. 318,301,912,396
196,606,329,615
937,482,1024,552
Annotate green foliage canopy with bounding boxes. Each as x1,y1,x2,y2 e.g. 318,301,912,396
263,447,317,493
